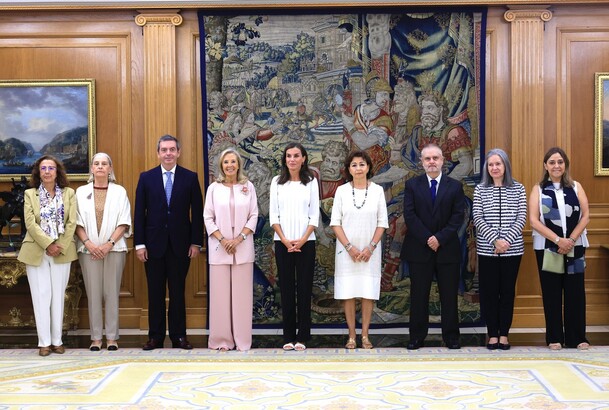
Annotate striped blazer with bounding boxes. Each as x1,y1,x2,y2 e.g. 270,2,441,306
472,182,527,257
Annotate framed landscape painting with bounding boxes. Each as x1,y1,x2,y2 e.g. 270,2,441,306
594,72,609,176
0,79,96,182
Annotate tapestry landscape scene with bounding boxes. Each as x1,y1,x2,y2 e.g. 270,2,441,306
201,10,486,327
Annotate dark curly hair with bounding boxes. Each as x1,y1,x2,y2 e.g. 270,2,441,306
29,155,70,188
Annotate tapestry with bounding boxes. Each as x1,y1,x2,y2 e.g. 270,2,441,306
199,9,486,327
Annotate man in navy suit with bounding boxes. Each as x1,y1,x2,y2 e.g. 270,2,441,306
400,143,465,350
134,135,203,350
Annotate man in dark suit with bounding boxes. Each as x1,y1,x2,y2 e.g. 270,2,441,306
134,135,203,350
400,143,465,350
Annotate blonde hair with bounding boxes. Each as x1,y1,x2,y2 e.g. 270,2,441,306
215,148,248,184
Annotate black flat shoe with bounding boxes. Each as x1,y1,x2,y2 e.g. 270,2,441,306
447,340,461,350
407,339,424,350
498,343,511,350
486,343,499,350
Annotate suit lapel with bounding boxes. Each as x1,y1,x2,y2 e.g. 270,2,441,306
418,174,434,210
153,166,169,207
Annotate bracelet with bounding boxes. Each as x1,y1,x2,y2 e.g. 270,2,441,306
83,238,90,244
367,245,375,253
108,239,116,246
345,242,352,251
554,237,560,244
218,236,225,242
370,241,377,249
568,237,576,243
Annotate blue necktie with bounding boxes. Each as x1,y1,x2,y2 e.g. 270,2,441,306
430,179,437,205
165,171,173,205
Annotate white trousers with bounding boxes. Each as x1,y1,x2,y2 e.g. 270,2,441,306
26,253,71,347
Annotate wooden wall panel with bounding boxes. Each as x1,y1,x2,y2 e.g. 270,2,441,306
176,11,208,328
0,11,147,328
0,5,608,331
463,5,609,327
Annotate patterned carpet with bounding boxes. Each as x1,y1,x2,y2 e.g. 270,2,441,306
1,346,609,409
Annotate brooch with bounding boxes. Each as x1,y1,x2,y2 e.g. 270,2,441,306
241,185,249,195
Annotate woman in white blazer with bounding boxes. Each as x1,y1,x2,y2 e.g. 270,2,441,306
75,153,131,351
204,148,258,351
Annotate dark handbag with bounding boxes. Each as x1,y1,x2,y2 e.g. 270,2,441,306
542,249,564,274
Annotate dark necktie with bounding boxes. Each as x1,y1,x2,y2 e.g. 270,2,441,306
430,179,437,205
165,171,173,205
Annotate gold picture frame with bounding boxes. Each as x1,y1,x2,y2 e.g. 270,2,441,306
0,79,96,182
594,72,609,176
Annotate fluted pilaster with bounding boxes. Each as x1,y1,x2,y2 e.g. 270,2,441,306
135,10,183,167
504,7,552,189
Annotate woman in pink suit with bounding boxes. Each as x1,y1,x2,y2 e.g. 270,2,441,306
204,148,258,351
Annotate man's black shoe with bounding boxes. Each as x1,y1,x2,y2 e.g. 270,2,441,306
447,340,461,350
172,337,193,350
143,339,163,351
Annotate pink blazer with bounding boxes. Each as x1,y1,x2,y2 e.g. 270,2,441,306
204,181,258,265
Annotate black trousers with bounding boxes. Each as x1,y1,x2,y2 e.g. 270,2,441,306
145,245,190,342
478,254,522,338
275,240,315,344
535,249,587,347
408,258,460,344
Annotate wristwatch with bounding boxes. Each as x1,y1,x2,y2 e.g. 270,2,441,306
108,239,116,246
554,237,560,244
240,233,247,241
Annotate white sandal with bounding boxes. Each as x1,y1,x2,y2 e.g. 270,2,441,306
294,342,306,351
282,342,295,351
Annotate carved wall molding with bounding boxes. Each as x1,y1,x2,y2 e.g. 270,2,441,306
504,6,553,191
135,10,183,27
136,10,181,168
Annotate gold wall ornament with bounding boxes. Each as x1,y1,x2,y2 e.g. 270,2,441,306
594,72,609,176
0,255,83,329
0,307,34,328
0,255,25,288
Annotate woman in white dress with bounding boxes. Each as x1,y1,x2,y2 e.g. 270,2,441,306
331,150,388,349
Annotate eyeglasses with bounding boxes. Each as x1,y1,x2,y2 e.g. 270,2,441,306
40,166,56,172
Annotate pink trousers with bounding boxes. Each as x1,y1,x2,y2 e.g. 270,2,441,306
208,263,253,351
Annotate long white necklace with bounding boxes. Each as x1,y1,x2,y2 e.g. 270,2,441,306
351,181,368,209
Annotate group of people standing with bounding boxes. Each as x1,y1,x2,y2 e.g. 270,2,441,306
16,134,590,356
474,146,590,351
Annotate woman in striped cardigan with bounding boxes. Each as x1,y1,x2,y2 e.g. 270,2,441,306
473,149,527,350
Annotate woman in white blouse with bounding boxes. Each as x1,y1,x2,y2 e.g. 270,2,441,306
75,153,131,351
269,142,320,351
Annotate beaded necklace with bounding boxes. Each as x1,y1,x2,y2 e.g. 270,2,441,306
351,181,368,209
